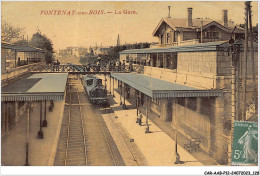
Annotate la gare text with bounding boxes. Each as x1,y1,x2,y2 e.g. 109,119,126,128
40,10,137,15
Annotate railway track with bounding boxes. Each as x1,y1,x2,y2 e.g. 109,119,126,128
54,77,87,166
54,75,124,166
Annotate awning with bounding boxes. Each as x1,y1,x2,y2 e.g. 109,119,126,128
1,73,68,101
111,73,223,98
119,41,228,54
119,41,258,54
1,41,45,53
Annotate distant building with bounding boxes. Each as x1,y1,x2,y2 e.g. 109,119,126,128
59,47,88,57
91,46,110,56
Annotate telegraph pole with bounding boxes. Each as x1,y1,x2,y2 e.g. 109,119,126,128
248,1,257,112
242,2,249,121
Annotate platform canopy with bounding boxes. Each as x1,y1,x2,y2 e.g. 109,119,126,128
111,73,223,99
1,73,68,101
1,41,45,53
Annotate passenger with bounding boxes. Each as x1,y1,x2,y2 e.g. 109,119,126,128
86,62,90,71
56,60,60,71
122,60,125,71
129,61,133,72
118,61,121,72
139,111,142,126
116,60,119,71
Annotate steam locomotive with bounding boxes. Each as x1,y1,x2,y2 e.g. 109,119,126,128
81,75,108,105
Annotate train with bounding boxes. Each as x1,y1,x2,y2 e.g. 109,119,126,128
81,75,108,106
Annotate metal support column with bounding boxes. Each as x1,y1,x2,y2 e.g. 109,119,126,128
174,98,183,164
25,104,30,166
109,75,111,94
42,100,47,127
120,81,122,105
112,77,115,97
104,74,107,94
38,101,43,139
136,91,139,123
145,96,150,133
122,83,126,109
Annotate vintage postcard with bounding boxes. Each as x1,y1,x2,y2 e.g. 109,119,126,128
1,1,259,175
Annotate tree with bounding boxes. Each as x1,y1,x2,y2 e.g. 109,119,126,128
30,32,54,64
1,21,24,43
13,39,28,46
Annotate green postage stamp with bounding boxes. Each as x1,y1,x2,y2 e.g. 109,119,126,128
232,121,258,165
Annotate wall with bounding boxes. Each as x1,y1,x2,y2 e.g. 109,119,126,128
1,62,45,87
171,97,227,164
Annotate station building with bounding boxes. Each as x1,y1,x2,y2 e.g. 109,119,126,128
112,8,258,164
1,41,46,137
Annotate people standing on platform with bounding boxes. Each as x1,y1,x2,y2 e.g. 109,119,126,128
87,61,91,71
96,60,100,71
118,61,121,71
122,60,126,71
116,60,119,71
139,111,142,126
129,61,133,72
56,60,60,71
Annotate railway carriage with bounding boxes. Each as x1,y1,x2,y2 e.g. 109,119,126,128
81,75,108,105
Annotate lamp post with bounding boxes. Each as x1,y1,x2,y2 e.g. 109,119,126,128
174,99,183,164
25,103,31,166
42,100,47,127
145,96,150,133
112,77,115,97
38,101,43,139
136,91,139,123
109,75,111,94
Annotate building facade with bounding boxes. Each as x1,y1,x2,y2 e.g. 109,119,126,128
114,8,257,165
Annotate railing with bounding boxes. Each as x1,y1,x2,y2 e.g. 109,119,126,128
150,39,200,48
1,62,45,87
31,64,142,73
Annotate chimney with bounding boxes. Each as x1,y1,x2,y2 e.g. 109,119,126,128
187,8,193,27
222,10,228,27
168,6,171,18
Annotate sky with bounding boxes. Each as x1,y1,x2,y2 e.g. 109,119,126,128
1,1,258,51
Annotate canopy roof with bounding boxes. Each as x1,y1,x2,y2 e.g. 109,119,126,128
111,73,223,98
152,17,244,36
2,73,68,101
1,41,45,53
120,41,228,54
120,40,258,55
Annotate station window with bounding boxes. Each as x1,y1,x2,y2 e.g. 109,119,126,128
160,34,164,44
204,31,219,39
167,33,170,43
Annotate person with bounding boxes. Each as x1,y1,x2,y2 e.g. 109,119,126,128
238,125,258,162
17,57,21,67
96,60,100,71
86,61,90,71
129,61,133,72
118,61,121,72
139,111,143,126
122,60,126,71
107,61,111,71
56,60,60,71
